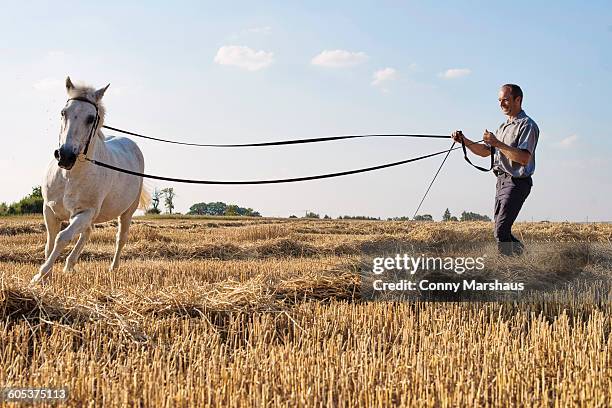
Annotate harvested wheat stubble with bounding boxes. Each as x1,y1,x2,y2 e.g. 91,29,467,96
0,264,359,344
218,224,291,242
1,216,611,407
0,224,45,236
1,296,610,407
0,286,148,342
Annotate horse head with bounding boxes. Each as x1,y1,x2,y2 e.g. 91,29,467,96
55,76,109,169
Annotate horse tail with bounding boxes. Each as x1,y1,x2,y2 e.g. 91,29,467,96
138,183,152,210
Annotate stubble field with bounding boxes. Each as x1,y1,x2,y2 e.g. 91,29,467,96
1,215,611,407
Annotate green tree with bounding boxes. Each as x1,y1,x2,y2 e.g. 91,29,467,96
413,214,433,221
188,202,209,215
187,202,261,217
5,186,45,215
31,186,42,199
148,188,163,214
443,208,452,221
224,204,240,216
339,215,380,220
460,211,491,222
388,216,411,221
208,202,227,216
161,188,176,214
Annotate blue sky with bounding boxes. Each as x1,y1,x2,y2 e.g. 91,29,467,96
0,1,610,221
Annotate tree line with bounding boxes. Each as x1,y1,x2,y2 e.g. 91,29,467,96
0,186,44,215
145,187,261,217
290,209,489,221
187,202,261,217
406,208,490,222
1,186,491,221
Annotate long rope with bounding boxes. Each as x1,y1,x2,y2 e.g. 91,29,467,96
412,141,456,219
102,125,450,147
84,141,485,185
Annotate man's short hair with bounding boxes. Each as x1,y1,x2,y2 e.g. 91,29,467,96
502,84,523,100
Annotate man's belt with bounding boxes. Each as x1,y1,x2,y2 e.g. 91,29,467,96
494,169,533,181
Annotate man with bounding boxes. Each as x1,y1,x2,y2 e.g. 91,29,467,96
452,84,539,255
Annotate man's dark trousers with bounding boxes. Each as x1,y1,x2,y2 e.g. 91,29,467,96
494,172,532,255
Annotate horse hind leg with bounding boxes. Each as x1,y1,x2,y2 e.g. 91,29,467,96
110,200,139,272
63,226,93,273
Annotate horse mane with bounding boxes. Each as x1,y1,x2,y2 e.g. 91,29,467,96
67,83,107,126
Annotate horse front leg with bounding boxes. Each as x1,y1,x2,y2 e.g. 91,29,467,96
63,226,93,273
43,204,62,259
31,209,95,285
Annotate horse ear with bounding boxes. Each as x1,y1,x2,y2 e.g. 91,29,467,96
94,83,110,101
65,76,74,93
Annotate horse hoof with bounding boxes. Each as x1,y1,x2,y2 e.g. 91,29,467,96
30,273,49,286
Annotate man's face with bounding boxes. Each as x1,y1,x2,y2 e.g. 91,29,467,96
498,87,521,116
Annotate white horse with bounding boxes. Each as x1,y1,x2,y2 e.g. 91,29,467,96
31,77,149,285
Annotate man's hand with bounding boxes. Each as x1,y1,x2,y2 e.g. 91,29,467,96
486,129,532,165
483,129,500,147
450,129,491,157
451,130,465,143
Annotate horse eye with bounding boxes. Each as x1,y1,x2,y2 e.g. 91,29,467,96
86,115,95,124
61,110,66,117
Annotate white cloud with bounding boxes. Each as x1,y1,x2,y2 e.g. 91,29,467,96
439,68,472,79
33,78,63,92
371,67,398,87
558,134,578,148
311,50,369,68
213,45,274,71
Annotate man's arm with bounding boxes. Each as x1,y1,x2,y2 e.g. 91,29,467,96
483,130,531,165
451,130,491,157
